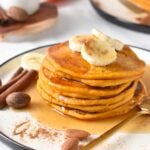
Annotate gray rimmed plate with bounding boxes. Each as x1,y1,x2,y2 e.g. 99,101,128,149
0,44,150,150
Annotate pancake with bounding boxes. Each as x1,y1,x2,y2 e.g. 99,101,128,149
37,80,137,106
128,0,150,12
78,75,142,87
42,58,142,87
50,101,135,120
39,67,132,98
48,81,147,120
46,42,145,80
37,81,138,113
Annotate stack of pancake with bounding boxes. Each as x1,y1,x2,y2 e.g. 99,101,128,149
37,42,146,120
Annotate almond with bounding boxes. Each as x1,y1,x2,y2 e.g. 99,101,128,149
65,129,90,140
61,138,79,150
7,6,28,22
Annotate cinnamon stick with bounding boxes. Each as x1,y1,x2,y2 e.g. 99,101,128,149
0,70,27,94
0,70,37,109
9,67,24,81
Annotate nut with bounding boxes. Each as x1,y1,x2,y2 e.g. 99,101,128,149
6,92,31,108
65,129,90,140
61,138,79,150
7,6,29,22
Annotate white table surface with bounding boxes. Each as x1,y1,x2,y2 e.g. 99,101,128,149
0,0,150,149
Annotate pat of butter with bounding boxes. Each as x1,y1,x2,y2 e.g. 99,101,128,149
0,0,40,15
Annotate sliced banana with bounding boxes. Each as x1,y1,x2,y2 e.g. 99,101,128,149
69,35,94,52
81,39,117,66
107,38,124,51
91,28,107,41
21,53,45,71
68,29,123,66
92,28,124,51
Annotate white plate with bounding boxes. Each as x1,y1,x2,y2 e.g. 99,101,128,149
0,45,150,150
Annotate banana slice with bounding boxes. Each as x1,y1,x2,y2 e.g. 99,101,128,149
69,35,94,52
107,38,124,51
81,39,117,66
92,29,124,51
21,53,45,71
91,28,107,41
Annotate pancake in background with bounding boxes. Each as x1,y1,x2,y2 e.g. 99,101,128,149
128,0,150,12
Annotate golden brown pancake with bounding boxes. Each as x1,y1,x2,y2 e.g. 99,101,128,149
37,79,137,107
37,81,138,113
128,0,150,12
42,58,142,87
48,81,147,120
46,42,145,80
50,101,135,120
78,75,142,87
39,67,132,99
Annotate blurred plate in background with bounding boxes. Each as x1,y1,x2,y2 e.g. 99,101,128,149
90,0,150,33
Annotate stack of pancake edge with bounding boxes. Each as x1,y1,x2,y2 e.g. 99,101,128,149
37,42,147,120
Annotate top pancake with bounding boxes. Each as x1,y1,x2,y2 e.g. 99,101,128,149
46,42,145,80
42,58,142,87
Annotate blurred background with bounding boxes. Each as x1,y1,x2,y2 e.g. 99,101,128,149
0,0,150,64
